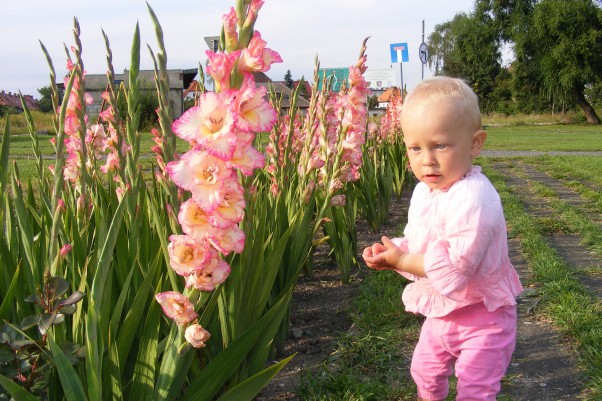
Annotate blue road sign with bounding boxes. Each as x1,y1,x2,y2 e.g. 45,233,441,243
390,42,409,63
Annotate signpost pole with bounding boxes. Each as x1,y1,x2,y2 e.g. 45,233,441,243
422,20,425,80
399,62,404,101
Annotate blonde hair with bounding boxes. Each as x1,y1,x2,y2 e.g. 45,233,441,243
402,76,482,132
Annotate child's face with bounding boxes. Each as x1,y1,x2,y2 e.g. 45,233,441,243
402,100,484,191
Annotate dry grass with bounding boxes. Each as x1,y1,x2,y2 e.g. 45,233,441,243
0,111,56,136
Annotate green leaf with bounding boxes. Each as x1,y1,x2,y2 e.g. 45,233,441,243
91,193,127,305
39,310,59,335
0,373,39,401
20,315,40,330
47,276,70,299
216,354,295,401
0,263,20,321
115,249,161,376
86,194,128,401
49,336,88,401
180,291,292,401
129,295,161,400
0,118,10,200
59,290,85,307
11,169,40,287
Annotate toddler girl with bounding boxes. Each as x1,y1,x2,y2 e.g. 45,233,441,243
362,76,523,401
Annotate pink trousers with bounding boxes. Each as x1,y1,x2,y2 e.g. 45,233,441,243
411,303,517,401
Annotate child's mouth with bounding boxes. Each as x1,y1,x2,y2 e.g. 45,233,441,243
424,174,440,182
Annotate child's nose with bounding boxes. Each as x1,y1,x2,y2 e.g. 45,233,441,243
422,150,436,166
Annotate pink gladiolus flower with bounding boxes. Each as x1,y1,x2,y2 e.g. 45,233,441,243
307,155,325,171
166,148,232,213
155,291,198,325
167,234,215,276
328,178,343,193
337,165,360,183
64,114,80,136
178,198,216,241
59,244,72,257
222,8,239,52
185,257,231,291
227,135,265,176
342,147,362,166
116,187,126,202
330,195,346,207
367,123,378,141
99,106,115,123
209,225,245,255
185,324,211,348
86,124,108,151
206,50,240,91
100,152,120,174
270,182,279,196
238,31,282,73
242,0,264,29
345,130,366,146
232,75,277,132
210,178,245,228
172,91,238,159
303,181,315,203
63,164,79,183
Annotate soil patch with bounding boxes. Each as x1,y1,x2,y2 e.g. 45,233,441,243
256,195,409,401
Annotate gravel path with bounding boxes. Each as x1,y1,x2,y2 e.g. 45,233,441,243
490,160,595,400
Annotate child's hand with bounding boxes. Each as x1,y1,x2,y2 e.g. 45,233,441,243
362,236,405,272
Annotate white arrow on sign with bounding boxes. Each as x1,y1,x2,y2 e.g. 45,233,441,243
419,43,428,64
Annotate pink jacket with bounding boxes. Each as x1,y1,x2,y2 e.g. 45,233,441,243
393,166,523,318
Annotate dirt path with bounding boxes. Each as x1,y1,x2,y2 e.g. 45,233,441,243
258,158,602,400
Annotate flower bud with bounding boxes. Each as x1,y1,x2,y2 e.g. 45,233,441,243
185,323,211,348
59,244,73,258
330,194,346,207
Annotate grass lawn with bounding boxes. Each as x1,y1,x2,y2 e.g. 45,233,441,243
484,124,602,151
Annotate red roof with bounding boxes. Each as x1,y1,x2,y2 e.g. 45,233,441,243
0,90,40,111
377,87,401,103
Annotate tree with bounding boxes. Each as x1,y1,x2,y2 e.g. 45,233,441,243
283,69,294,89
428,3,509,113
367,95,379,109
37,86,54,113
531,0,601,123
500,0,602,123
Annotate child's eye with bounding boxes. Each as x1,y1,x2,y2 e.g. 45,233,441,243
409,146,421,152
434,144,446,150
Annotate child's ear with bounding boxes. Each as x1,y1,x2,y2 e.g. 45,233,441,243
471,130,487,157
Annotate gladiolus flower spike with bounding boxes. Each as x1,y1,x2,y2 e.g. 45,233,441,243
158,0,282,347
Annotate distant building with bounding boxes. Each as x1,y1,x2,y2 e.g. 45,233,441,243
0,90,39,112
65,68,310,121
377,87,401,109
58,69,198,120
183,71,310,115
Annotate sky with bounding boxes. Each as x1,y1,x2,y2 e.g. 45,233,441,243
0,0,477,99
